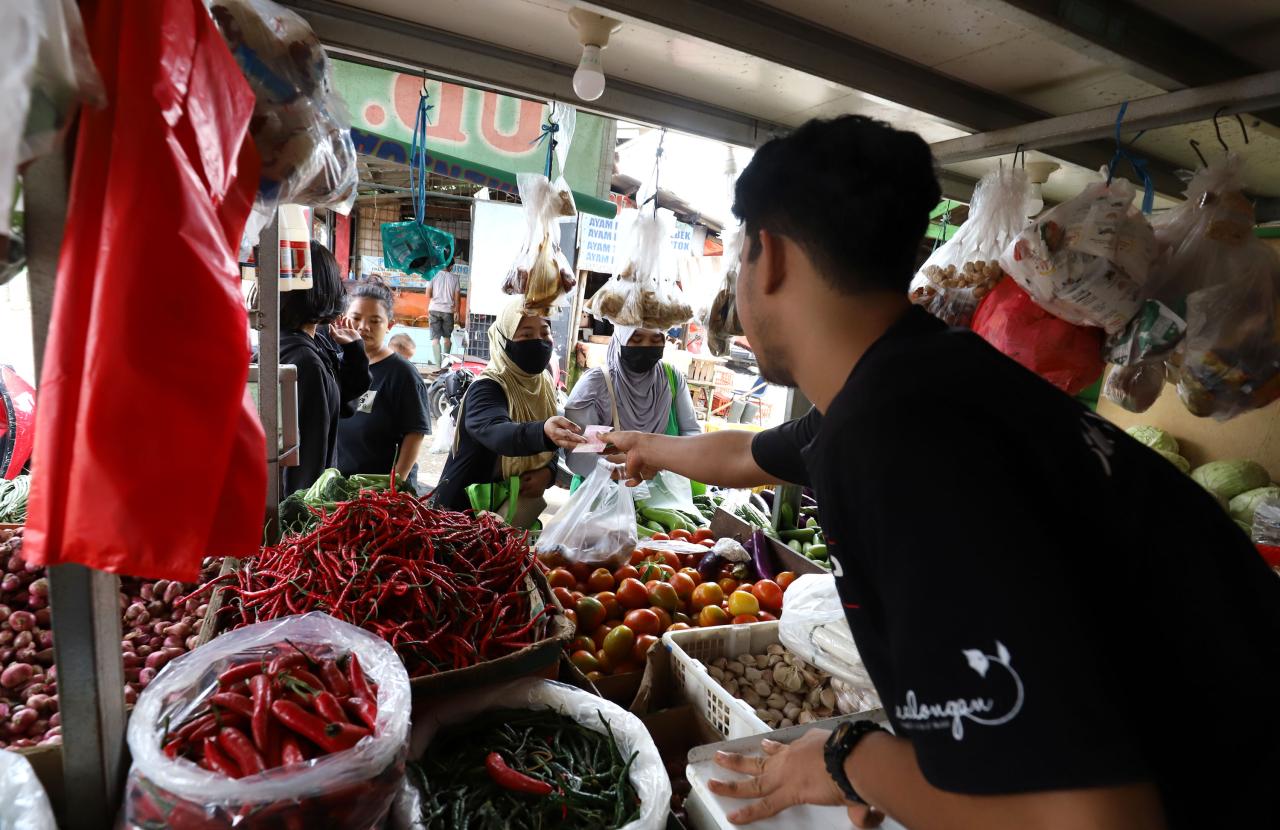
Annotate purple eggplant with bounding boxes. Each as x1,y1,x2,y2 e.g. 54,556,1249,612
758,489,775,509
750,529,777,581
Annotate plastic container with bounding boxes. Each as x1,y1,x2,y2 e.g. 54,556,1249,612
663,622,783,739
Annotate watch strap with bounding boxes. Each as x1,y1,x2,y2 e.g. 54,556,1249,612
824,719,884,804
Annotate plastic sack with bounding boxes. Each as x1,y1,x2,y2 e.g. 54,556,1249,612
777,575,880,710
123,613,411,830
636,470,698,514
210,0,359,252
502,173,577,311
428,406,455,454
382,221,456,280
0,1,40,241
0,749,57,830
704,227,745,357
910,166,1031,327
971,276,1105,395
1002,177,1157,334
391,677,670,830
21,0,105,166
536,458,637,569
588,208,694,330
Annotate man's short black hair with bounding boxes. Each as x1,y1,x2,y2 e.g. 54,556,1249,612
281,241,346,331
733,115,941,295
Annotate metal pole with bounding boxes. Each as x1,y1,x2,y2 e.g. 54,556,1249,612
257,215,282,542
26,150,128,828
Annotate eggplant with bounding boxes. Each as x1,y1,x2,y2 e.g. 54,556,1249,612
748,492,770,515
750,529,777,581
758,489,775,509
697,551,725,582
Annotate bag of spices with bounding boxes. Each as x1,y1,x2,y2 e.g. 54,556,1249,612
502,173,578,312
587,208,694,331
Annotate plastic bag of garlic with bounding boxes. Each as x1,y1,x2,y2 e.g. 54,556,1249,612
776,574,881,711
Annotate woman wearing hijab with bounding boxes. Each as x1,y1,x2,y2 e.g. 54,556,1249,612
563,325,700,484
434,298,586,525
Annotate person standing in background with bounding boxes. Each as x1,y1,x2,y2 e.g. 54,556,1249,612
388,333,417,362
427,268,460,365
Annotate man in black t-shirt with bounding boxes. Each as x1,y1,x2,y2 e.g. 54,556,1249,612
606,116,1280,829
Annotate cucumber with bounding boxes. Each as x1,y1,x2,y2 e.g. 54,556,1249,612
788,540,803,553
807,544,828,560
779,502,795,531
780,527,817,543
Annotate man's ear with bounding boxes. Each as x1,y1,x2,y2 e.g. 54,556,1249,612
756,228,788,296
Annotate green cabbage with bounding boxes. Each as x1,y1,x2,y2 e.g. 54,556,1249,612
1228,486,1280,526
1126,425,1179,454
1156,450,1190,474
1190,460,1271,504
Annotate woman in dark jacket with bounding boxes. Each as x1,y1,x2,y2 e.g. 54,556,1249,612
279,242,370,495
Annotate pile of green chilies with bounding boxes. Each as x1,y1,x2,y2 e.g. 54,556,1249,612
200,490,549,678
410,709,641,830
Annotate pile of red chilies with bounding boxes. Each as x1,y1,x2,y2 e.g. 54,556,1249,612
192,491,549,678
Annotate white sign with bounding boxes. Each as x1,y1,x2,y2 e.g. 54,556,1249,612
576,208,694,275
470,201,531,316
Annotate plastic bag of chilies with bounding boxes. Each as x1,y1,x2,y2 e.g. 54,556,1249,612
587,208,694,330
502,173,577,311
910,166,1032,327
1001,177,1157,335
209,0,359,254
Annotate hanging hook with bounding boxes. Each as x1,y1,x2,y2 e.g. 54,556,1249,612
1213,107,1231,152
1235,112,1250,145
1012,143,1026,169
1189,138,1208,168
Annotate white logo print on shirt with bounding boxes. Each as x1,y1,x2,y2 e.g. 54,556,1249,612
355,390,378,414
895,641,1025,740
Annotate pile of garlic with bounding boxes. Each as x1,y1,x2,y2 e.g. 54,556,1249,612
701,643,858,730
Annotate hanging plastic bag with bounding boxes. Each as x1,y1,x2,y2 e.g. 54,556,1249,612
636,469,697,514
705,226,745,357
0,749,57,830
971,276,1106,395
588,208,694,330
910,166,1032,327
391,677,670,830
123,613,411,830
1098,299,1186,412
428,406,455,454
0,1,40,243
21,0,105,165
209,0,359,253
382,222,455,280
536,458,637,569
777,575,881,709
1001,177,1157,334
502,173,577,311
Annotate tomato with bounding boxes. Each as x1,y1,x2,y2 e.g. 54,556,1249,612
667,622,692,632
570,650,600,674
737,582,754,596
698,605,729,627
693,528,715,542
659,550,681,570
595,648,614,673
717,577,739,596
670,528,693,541
591,623,616,650
635,561,664,583
776,571,798,591
731,614,759,625
669,572,696,601
657,565,676,581
617,578,649,610
613,564,640,585
586,568,615,593
672,611,693,626
576,596,607,631
568,561,593,586
547,568,577,589
700,539,715,548
570,590,585,604
651,607,673,632
632,633,659,663
585,670,606,683
594,590,623,621
552,586,575,609
691,582,725,611
563,608,578,629
647,582,679,613
727,591,760,617
678,567,702,585
570,635,595,653
650,532,671,541
757,611,778,622
751,579,784,613
603,624,635,662
538,549,568,569
623,608,661,637
629,548,646,566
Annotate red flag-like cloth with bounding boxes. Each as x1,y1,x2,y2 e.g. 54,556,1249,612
24,0,266,580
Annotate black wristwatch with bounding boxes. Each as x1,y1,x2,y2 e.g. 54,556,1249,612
824,719,885,804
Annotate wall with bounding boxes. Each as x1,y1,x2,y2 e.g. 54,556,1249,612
1099,386,1280,480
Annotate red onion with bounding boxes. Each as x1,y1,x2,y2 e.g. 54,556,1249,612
138,667,156,687
48,712,59,727
0,664,32,689
0,604,10,622
0,574,20,593
138,583,154,601
25,594,46,610
27,578,48,598
0,630,13,646
34,608,49,626
8,707,36,732
12,631,31,650
36,630,53,649
123,686,137,705
7,611,34,632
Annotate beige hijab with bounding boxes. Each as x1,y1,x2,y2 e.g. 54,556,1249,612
459,296,558,479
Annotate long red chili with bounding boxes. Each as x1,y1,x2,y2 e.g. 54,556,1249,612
312,691,347,725
210,692,255,719
280,733,307,766
484,752,553,795
249,673,271,752
217,726,266,776
201,737,242,779
270,700,369,754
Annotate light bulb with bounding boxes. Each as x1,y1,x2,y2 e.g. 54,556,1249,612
573,44,606,101
1026,182,1044,217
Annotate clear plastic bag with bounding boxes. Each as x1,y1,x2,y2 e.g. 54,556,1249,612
777,575,880,710
428,406,454,454
210,0,359,252
123,613,411,830
1253,497,1280,546
587,208,694,330
636,470,697,514
0,749,57,830
21,0,105,165
704,227,744,357
1001,177,1157,334
536,458,637,569
502,173,577,311
391,677,670,830
910,166,1032,328
0,1,41,240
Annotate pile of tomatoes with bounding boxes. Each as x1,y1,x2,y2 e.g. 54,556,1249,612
543,537,796,682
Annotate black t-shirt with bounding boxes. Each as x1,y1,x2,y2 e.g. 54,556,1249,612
752,306,1280,826
335,353,430,479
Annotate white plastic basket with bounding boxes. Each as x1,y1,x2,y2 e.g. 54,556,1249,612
662,622,783,740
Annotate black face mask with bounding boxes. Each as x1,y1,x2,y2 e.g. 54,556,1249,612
620,345,664,374
504,337,553,374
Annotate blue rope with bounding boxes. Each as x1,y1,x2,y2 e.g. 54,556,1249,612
1106,101,1155,214
530,121,560,178
410,89,434,225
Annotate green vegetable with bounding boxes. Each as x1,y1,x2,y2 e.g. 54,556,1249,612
788,540,803,553
0,475,30,524
806,544,828,560
779,502,795,531
1156,450,1190,474
779,527,817,543
635,523,655,539
638,506,696,533
1126,425,1179,454
1190,460,1271,504
1228,486,1280,526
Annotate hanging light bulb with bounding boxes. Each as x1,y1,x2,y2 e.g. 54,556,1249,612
1025,161,1059,217
568,9,621,103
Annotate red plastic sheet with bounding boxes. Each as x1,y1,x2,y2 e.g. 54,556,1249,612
24,0,265,580
972,277,1106,396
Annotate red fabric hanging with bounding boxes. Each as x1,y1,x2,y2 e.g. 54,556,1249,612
24,0,265,580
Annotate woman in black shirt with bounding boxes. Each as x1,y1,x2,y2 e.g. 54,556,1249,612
279,242,370,495
336,281,430,489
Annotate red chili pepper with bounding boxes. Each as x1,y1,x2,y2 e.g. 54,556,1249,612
286,668,325,694
271,699,369,754
319,658,351,697
312,691,348,725
217,662,261,689
250,673,272,752
217,726,266,776
347,653,374,702
201,736,242,778
175,712,218,742
280,733,307,766
343,696,378,731
267,653,309,677
210,692,255,719
484,752,553,796
162,737,184,759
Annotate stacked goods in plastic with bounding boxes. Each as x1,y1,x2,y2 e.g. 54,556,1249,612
587,209,693,331
502,173,578,311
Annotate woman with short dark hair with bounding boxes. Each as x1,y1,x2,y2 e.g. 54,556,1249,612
279,242,370,494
